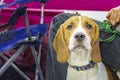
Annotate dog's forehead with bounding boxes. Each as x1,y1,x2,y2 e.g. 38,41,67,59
66,16,94,26
63,16,96,34
66,16,79,24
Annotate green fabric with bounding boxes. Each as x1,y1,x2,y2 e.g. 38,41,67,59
99,20,120,43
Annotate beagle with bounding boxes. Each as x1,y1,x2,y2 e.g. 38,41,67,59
53,16,115,80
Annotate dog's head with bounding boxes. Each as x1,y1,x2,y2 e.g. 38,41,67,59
53,16,101,63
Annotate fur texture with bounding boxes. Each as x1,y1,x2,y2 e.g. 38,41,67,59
53,16,113,80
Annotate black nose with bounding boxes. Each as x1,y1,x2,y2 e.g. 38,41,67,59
74,33,85,41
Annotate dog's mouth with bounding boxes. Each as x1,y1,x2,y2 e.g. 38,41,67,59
74,45,85,49
71,44,88,51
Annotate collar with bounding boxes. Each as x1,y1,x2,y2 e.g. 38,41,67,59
69,61,95,71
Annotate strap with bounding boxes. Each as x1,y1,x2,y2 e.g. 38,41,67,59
0,6,27,42
0,6,27,29
99,20,120,43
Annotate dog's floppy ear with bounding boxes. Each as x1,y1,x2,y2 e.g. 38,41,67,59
91,22,102,63
53,24,69,63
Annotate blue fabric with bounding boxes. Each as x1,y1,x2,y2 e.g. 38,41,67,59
0,24,48,52
0,1,16,9
0,0,49,9
15,0,41,4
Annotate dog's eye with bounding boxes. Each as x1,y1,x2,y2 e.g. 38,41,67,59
86,23,92,29
67,24,72,30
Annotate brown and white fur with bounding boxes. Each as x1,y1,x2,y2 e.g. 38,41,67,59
53,16,114,80
67,16,107,80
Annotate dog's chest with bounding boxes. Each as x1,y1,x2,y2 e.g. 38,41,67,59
67,66,98,80
66,63,108,80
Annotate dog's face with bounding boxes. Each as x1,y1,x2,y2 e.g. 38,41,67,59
53,16,101,63
68,16,92,53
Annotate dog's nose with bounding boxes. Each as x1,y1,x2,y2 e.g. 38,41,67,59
74,33,85,41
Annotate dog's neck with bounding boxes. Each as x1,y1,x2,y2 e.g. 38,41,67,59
67,50,98,72
68,50,92,66
69,60,95,71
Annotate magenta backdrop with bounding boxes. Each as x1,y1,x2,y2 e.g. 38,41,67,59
0,0,120,29
4,0,120,10
45,0,120,11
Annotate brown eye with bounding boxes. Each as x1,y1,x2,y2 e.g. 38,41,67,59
86,23,92,29
67,24,72,30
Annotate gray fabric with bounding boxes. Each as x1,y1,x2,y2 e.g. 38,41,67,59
99,24,120,68
46,13,79,80
116,24,120,32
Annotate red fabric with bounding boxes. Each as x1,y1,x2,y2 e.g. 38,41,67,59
3,47,35,67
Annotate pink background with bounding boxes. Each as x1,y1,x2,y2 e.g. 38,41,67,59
0,0,120,29
4,0,120,10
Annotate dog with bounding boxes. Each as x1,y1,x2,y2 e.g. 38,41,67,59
53,16,116,80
